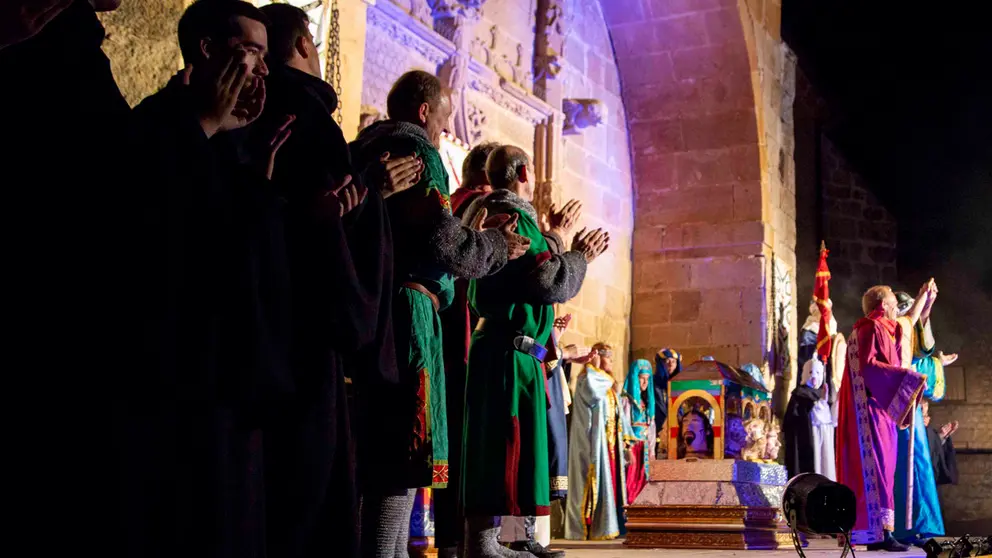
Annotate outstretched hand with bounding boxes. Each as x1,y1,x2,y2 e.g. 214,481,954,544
379,152,423,198
552,314,572,344
937,351,958,367
549,199,582,237
265,114,295,180
0,0,73,51
499,214,531,260
572,227,610,263
939,420,959,440
328,175,367,217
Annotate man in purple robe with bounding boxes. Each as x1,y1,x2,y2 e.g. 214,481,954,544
836,283,930,551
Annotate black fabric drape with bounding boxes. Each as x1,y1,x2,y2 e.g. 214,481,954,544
252,64,379,558
927,428,959,486
783,385,821,479
120,74,291,558
0,1,131,552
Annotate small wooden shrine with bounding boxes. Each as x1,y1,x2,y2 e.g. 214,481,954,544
626,359,793,550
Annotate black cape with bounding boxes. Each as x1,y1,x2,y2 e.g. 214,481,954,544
783,384,822,479
252,64,379,558
0,1,131,551
927,428,959,486
120,73,291,558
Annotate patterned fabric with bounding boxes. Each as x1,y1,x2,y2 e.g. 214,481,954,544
409,488,435,538
547,359,570,501
395,287,449,488
621,359,655,503
836,317,926,544
565,365,627,540
895,320,946,540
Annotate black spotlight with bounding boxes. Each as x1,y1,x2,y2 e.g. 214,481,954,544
782,473,857,535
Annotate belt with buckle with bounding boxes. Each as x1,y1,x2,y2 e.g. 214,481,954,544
401,281,440,312
476,318,548,362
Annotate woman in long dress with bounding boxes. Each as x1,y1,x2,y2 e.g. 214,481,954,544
621,360,655,503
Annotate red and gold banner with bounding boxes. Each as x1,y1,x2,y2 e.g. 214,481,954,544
814,241,832,364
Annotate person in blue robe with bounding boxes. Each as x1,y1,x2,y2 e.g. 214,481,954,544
893,290,957,545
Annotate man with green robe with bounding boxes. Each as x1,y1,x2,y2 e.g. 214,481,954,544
350,71,530,558
460,145,609,558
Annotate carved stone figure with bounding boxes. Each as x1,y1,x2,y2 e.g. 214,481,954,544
742,417,767,462
763,418,781,462
562,98,605,135
533,0,567,100
431,0,484,143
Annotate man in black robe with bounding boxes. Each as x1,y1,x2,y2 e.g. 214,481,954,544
253,5,417,557
122,2,285,556
783,374,821,479
1,0,132,552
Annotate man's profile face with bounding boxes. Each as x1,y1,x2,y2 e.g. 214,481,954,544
881,289,898,320
515,160,535,202
226,16,269,82
302,27,321,77
425,93,452,149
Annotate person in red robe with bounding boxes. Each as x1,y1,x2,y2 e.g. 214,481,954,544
835,282,930,551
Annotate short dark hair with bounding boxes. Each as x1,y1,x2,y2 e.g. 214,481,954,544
259,3,309,64
485,145,530,190
386,70,444,123
178,0,270,64
462,142,500,188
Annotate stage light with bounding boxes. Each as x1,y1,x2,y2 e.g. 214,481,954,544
782,473,857,535
923,536,992,558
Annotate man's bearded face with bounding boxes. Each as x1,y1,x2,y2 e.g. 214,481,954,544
683,414,708,452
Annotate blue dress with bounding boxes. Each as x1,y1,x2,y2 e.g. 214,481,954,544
894,320,945,540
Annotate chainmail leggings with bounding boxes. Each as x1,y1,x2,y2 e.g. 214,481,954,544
361,488,416,558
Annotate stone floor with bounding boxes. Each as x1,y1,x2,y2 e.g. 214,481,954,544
550,538,928,557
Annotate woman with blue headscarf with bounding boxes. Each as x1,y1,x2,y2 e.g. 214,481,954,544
622,360,655,503
653,348,682,457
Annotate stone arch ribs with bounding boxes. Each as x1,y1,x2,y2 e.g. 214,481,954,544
601,0,782,372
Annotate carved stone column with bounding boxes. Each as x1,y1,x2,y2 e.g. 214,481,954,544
533,0,567,103
431,0,485,144
532,0,568,230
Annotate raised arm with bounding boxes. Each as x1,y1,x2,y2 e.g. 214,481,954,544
518,215,588,304
856,322,926,428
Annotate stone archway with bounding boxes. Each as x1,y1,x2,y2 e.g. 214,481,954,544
600,0,797,396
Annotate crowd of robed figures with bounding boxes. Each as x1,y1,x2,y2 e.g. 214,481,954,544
786,279,961,552
1,1,619,558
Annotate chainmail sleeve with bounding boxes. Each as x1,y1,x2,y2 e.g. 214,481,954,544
429,215,508,279
525,249,587,304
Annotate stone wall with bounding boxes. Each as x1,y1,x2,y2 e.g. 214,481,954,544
738,0,799,402
553,0,634,372
361,0,635,374
100,0,186,106
602,0,796,395
817,135,898,331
